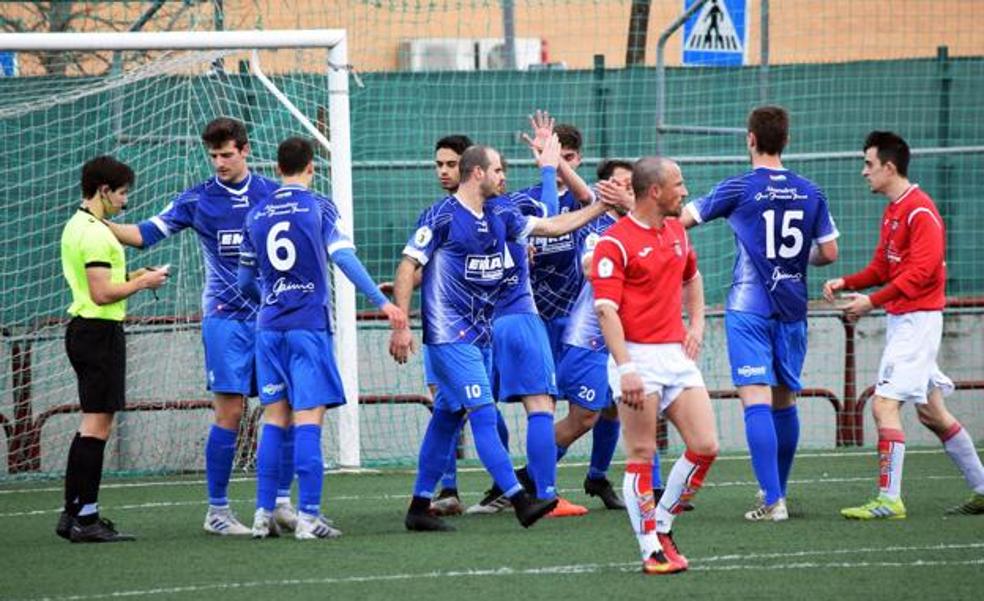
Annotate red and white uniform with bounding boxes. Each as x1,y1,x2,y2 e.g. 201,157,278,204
591,215,704,408
844,185,952,403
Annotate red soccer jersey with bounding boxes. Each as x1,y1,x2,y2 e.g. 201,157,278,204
591,214,698,343
843,185,946,314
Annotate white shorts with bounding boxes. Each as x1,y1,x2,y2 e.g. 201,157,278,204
875,311,954,404
608,342,705,413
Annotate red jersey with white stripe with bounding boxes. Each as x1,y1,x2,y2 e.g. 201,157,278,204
843,185,946,314
590,214,698,343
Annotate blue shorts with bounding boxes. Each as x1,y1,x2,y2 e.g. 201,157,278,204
557,344,613,412
422,344,437,386
542,316,571,362
725,311,807,391
492,313,558,403
255,329,346,411
202,317,256,396
428,343,494,412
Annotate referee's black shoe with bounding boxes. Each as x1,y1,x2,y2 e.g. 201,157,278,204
511,492,558,528
584,476,627,510
69,517,135,543
55,510,75,540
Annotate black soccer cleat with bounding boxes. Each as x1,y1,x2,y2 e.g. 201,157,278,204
511,492,559,528
55,510,75,540
405,511,456,532
584,476,626,510
515,467,537,494
69,517,135,543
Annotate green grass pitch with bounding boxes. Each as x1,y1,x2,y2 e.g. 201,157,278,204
1,449,981,600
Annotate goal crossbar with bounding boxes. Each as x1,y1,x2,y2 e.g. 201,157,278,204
0,29,346,51
0,28,362,469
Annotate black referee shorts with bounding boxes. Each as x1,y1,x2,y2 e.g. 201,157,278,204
65,317,126,413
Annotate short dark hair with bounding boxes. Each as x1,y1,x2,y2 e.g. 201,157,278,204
596,159,634,182
864,130,910,177
435,135,473,155
277,137,314,176
80,155,135,199
458,145,495,183
555,124,583,152
747,106,789,155
201,117,249,150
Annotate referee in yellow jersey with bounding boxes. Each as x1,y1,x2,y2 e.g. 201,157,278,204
57,156,168,543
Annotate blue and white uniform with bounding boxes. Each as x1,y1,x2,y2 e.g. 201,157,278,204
521,185,585,356
684,167,839,389
404,195,534,411
556,211,618,411
239,185,388,410
489,168,560,403
138,172,279,395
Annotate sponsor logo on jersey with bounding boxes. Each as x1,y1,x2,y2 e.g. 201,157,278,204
217,229,244,256
531,232,575,254
639,246,653,258
476,219,489,234
769,266,804,291
257,202,310,219
464,253,505,282
737,365,767,378
754,186,808,203
769,174,787,181
265,277,317,304
262,382,286,396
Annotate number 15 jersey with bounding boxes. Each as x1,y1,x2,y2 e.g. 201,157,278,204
684,167,839,322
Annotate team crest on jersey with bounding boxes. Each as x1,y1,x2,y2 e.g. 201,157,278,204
584,233,600,251
413,226,433,248
464,253,504,282
217,229,244,256
597,257,614,278
672,241,683,257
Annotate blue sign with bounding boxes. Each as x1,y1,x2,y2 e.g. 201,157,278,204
0,52,15,77
682,0,747,67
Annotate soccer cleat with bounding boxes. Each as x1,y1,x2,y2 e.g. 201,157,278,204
465,486,511,514
251,509,281,539
429,489,464,517
511,492,558,528
55,510,75,540
840,495,906,520
642,550,686,575
273,501,299,532
745,498,789,522
515,467,537,494
295,513,343,540
203,506,252,536
406,511,456,532
547,497,589,518
584,477,626,510
657,531,689,570
945,492,984,516
69,517,135,543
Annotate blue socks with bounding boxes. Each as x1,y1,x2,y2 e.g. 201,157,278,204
587,415,620,481
205,425,237,507
277,425,295,500
496,408,510,450
773,405,800,497
256,424,286,511
413,408,463,498
469,404,521,497
294,424,323,516
651,451,664,489
744,404,782,506
440,423,462,491
526,412,557,499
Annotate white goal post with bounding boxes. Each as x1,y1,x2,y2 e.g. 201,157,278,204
0,29,363,468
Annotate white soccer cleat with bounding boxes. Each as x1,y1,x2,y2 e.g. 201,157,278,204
251,509,281,539
744,498,789,522
272,502,299,532
295,513,342,540
465,488,512,514
203,507,252,536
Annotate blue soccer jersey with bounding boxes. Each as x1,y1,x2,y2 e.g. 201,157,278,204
138,172,280,320
520,185,584,320
404,195,533,347
489,185,554,318
562,211,619,351
685,167,839,322
240,185,353,332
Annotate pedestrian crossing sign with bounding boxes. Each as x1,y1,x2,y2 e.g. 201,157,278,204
682,0,747,66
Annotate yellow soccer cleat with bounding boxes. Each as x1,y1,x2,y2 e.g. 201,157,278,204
840,495,906,520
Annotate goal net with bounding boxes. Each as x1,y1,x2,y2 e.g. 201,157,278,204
0,30,374,479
